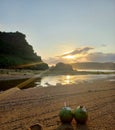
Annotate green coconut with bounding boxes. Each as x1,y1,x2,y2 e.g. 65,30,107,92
59,106,73,123
74,106,88,124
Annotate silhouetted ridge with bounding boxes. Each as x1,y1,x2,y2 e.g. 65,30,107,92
72,62,115,70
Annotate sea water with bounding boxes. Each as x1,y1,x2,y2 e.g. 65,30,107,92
35,74,115,87
0,73,115,91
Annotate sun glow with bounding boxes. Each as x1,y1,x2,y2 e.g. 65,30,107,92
66,75,70,79
63,55,75,59
64,75,71,84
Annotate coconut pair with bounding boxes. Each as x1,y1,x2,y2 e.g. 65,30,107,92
59,105,88,124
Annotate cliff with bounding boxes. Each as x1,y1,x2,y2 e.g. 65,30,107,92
0,31,48,70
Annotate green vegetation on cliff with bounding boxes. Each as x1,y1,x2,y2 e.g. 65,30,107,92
0,31,48,70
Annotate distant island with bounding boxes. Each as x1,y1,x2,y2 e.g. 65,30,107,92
0,31,48,70
72,62,115,70
50,62,73,71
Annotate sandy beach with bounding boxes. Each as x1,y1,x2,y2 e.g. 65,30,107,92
0,77,115,130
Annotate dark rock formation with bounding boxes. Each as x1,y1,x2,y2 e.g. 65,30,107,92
0,31,49,70
50,62,73,72
28,124,43,130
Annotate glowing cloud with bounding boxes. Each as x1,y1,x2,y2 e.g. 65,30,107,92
44,47,115,66
60,47,94,57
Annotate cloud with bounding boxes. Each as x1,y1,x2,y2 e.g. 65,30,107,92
59,47,94,57
43,56,73,65
101,44,107,47
44,47,115,65
43,57,61,65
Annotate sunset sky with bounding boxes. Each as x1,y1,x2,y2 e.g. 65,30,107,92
0,0,115,65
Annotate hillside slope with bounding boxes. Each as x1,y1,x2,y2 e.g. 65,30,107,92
0,31,48,70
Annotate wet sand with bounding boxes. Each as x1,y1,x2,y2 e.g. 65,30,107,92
0,69,36,81
0,78,115,130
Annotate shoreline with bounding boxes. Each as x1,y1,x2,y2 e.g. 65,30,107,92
0,69,115,81
0,69,115,92
0,77,115,130
0,70,115,92
0,69,42,81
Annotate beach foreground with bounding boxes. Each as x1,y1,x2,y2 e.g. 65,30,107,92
0,78,115,130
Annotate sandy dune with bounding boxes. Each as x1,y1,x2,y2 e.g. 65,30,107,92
0,78,115,130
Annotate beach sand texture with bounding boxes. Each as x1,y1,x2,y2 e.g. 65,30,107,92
0,78,115,130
